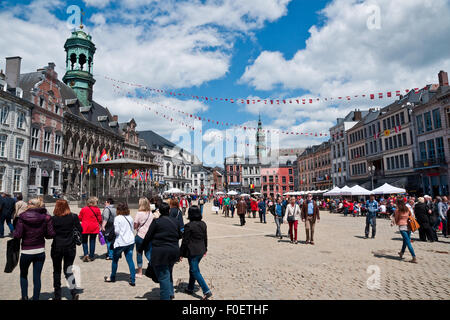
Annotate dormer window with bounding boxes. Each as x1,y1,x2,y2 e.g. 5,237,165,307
39,96,44,107
55,104,60,115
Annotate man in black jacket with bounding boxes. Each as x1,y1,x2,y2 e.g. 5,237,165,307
0,193,16,237
414,197,435,242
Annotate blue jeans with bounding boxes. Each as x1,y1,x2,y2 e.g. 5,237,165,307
19,252,45,300
365,214,376,238
135,235,151,268
110,244,136,284
188,255,210,295
275,216,283,237
105,240,114,259
154,264,174,300
0,213,14,237
82,234,97,258
400,230,416,257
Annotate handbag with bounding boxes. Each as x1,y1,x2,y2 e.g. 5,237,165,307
287,205,298,222
88,206,106,246
4,238,20,273
72,214,82,246
407,213,420,232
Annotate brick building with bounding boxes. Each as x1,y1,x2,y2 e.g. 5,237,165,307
19,62,64,198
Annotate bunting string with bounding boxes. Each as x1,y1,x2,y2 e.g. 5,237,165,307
104,74,424,105
113,84,328,137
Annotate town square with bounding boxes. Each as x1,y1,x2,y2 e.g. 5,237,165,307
0,0,449,303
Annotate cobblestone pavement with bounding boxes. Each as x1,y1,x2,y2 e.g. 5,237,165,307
1,202,449,300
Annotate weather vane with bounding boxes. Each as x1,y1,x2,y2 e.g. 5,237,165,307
80,10,85,29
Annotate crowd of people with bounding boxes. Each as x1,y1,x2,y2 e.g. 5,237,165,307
1,193,211,301
1,190,448,300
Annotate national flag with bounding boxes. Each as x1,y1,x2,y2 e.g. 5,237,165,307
100,149,108,162
370,94,374,99
150,169,153,181
396,90,401,96
119,150,125,158
109,169,114,177
88,153,92,174
378,93,383,99
93,168,97,176
103,169,106,177
107,152,111,161
387,92,392,97
80,152,84,174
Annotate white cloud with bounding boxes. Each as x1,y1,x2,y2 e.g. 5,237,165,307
240,0,450,95
83,0,112,9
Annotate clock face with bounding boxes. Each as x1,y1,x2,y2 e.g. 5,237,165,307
70,81,75,86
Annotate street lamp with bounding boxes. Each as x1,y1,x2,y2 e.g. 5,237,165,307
367,163,376,190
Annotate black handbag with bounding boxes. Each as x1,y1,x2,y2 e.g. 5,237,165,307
145,263,159,283
4,238,20,273
72,214,82,246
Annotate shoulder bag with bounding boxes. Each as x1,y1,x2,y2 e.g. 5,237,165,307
287,205,296,222
88,206,106,246
407,212,420,232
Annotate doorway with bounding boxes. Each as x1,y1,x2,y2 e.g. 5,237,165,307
42,176,49,195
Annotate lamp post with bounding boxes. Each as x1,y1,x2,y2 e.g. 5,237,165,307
368,163,376,190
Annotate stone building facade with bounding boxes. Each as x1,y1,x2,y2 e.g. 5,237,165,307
412,71,450,196
0,57,33,198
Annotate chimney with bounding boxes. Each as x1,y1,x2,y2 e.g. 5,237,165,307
113,115,118,122
438,70,449,87
5,56,22,89
353,110,362,121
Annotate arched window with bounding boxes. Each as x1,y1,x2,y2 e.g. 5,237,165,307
88,56,92,73
70,53,77,70
79,54,87,71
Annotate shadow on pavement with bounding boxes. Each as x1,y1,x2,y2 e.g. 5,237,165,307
135,288,161,300
372,251,401,261
40,287,85,300
175,281,203,300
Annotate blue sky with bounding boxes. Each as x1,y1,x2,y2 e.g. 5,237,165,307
1,0,449,166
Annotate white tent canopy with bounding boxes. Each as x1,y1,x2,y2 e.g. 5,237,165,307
339,185,353,196
324,186,341,196
350,185,373,196
227,190,239,196
372,183,406,195
251,192,261,195
164,188,183,194
240,193,250,197
215,191,225,195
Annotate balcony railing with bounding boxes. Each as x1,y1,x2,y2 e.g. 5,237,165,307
414,158,447,169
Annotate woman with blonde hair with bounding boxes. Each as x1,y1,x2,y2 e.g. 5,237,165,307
78,197,102,262
51,200,82,300
134,197,156,278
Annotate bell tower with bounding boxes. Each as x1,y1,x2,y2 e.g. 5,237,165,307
62,23,96,107
255,114,266,162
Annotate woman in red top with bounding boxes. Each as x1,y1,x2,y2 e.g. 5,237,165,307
250,198,258,219
79,197,102,262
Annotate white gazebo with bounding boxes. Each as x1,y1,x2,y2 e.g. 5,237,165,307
372,183,406,195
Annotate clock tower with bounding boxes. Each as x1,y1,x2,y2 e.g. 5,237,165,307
62,25,96,107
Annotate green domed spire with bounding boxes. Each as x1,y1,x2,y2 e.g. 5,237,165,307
62,27,96,107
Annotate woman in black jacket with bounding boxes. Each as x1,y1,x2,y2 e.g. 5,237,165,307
51,200,82,300
139,202,181,300
180,205,212,300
